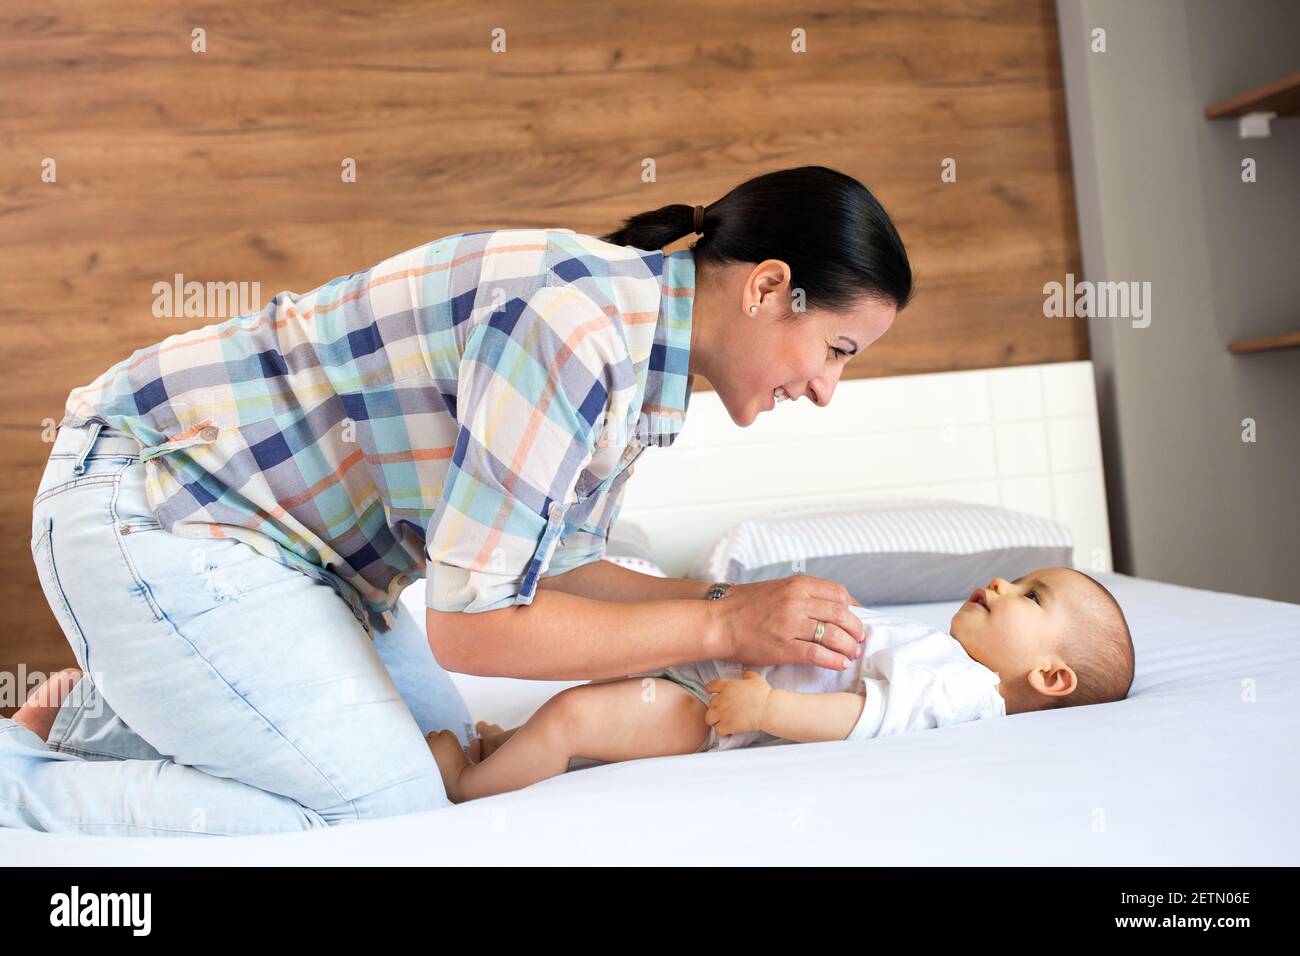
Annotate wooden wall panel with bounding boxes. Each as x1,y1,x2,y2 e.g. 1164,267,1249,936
0,0,1086,703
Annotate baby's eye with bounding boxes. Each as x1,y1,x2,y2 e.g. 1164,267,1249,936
1026,589,1041,605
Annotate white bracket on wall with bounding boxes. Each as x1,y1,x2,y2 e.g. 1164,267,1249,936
1238,111,1277,138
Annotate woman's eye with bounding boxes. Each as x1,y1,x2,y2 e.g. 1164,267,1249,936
829,346,849,359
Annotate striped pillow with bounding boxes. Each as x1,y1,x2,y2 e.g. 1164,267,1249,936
688,499,1073,605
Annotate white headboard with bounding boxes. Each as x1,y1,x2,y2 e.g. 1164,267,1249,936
616,360,1113,579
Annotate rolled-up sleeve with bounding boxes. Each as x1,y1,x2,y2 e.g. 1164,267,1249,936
543,527,609,578
542,436,646,579
424,284,628,614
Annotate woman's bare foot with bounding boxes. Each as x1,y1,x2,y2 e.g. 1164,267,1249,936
427,729,471,803
12,667,82,741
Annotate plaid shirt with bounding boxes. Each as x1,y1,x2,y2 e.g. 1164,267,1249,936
60,229,697,638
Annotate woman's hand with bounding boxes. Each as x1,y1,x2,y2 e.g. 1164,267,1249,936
705,575,867,671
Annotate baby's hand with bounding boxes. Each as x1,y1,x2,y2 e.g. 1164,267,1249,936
704,669,773,737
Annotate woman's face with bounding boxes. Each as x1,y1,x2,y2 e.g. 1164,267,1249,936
694,258,898,427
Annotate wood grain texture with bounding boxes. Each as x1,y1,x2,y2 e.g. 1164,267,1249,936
0,0,1087,701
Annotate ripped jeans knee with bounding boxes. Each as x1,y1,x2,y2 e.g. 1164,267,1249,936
189,549,247,603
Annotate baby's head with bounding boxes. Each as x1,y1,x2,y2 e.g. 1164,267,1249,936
948,566,1134,714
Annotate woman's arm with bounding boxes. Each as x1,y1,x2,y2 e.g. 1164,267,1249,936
536,557,712,602
427,588,726,682
431,572,864,684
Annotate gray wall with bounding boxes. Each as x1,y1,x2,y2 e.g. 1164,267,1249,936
1056,0,1300,602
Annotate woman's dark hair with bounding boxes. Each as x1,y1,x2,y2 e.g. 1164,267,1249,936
599,165,912,313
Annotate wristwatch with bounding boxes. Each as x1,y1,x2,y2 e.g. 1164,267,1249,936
705,581,733,600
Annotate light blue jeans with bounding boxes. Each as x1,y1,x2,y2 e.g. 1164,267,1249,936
1,420,473,836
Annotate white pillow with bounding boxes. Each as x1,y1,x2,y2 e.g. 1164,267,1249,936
688,499,1073,605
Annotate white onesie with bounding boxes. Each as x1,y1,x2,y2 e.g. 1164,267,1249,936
638,604,1007,752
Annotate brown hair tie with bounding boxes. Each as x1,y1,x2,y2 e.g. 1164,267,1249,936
693,204,705,235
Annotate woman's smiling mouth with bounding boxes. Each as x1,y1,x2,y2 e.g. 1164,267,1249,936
766,386,791,411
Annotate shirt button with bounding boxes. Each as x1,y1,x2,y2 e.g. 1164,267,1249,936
199,426,219,441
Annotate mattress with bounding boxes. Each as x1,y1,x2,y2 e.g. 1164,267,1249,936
2,571,1297,864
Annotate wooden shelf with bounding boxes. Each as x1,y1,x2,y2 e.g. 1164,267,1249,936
1228,330,1300,354
1205,69,1300,118
1210,73,1300,352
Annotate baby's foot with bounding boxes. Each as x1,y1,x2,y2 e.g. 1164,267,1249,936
13,667,82,741
426,729,471,803
475,720,511,760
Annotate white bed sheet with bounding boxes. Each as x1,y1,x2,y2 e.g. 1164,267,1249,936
3,572,1297,865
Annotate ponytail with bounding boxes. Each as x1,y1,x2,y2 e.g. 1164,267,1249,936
600,165,913,313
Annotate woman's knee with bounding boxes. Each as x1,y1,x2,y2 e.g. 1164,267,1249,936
317,753,450,823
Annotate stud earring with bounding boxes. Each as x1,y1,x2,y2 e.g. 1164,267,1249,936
749,305,758,313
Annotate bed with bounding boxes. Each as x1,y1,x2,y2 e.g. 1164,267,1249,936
4,361,1297,864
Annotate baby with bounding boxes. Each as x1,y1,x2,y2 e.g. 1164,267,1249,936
427,566,1135,803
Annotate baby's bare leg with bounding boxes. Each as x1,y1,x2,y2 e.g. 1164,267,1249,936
474,720,518,761
432,678,709,802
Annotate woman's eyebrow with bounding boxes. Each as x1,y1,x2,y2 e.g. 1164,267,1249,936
836,335,859,355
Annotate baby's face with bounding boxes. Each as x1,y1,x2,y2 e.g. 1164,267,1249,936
949,566,1086,678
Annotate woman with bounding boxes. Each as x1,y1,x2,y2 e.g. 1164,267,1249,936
2,165,912,835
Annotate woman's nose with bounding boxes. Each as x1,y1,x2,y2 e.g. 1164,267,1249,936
808,371,841,407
